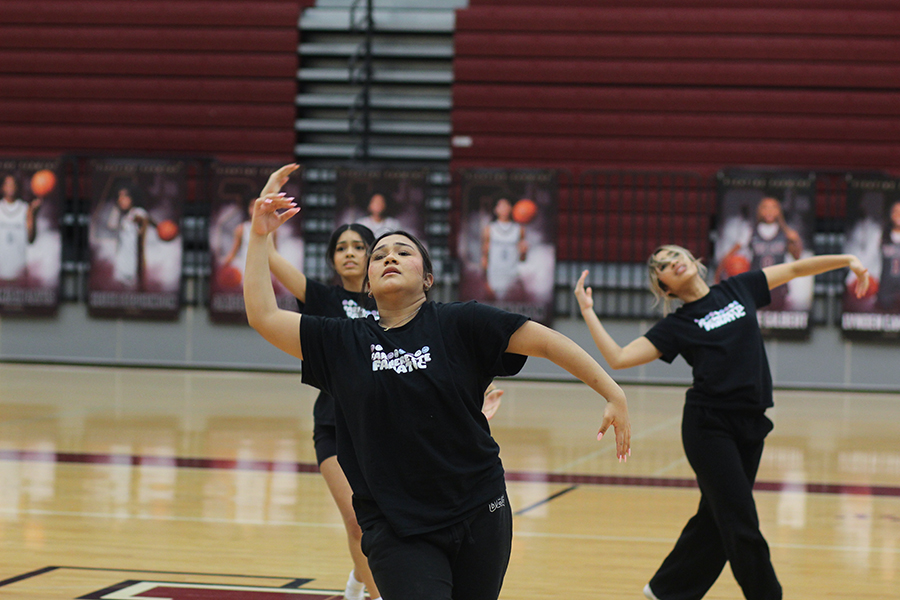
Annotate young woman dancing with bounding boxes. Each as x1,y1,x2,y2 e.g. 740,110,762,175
244,191,630,600
253,166,507,599
575,245,869,600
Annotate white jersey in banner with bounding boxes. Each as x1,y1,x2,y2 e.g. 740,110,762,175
841,176,900,337
0,159,62,316
714,170,816,335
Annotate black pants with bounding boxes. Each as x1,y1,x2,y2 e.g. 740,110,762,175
360,492,512,600
649,405,782,600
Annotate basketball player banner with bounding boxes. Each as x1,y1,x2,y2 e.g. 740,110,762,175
456,169,558,325
208,162,303,323
714,169,816,334
87,159,185,319
841,175,900,337
0,157,63,316
334,166,428,240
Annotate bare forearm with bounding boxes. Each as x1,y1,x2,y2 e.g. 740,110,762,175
580,307,626,369
793,254,856,276
267,235,306,300
518,323,625,404
244,231,278,328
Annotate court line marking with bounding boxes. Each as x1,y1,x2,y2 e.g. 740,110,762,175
2,505,898,561
553,415,682,472
512,530,900,554
4,506,898,556
1,448,899,497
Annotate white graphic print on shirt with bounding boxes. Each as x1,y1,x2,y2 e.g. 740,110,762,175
342,298,379,320
694,300,747,331
370,344,432,373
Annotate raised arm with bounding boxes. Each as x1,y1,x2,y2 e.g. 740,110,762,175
243,193,304,360
267,234,307,302
763,254,869,297
507,320,631,461
260,163,299,198
257,164,308,300
575,270,662,369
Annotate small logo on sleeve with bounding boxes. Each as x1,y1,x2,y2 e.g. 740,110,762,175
489,494,506,512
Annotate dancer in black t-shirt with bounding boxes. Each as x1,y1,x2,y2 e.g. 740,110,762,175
256,165,505,600
575,244,868,600
245,192,630,600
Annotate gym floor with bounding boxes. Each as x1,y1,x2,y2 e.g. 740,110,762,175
0,363,897,599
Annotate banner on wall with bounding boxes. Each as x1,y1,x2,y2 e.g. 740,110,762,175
457,169,558,325
87,159,185,319
334,167,428,239
208,163,303,323
841,175,900,337
714,169,816,333
0,157,63,316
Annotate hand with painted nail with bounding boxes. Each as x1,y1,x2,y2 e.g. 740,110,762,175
260,163,299,198
251,193,299,237
597,395,631,462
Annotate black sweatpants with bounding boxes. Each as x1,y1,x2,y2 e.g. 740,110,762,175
360,491,513,600
649,405,782,600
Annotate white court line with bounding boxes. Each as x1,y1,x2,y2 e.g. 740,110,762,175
652,456,689,477
554,415,682,472
0,506,344,529
3,507,897,556
512,530,900,554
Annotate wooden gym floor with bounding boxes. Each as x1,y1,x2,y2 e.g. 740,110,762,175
0,363,897,599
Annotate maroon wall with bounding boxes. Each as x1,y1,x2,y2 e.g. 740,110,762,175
0,0,314,162
453,1,900,178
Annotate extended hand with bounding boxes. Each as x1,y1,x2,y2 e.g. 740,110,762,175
574,269,595,311
251,193,299,237
848,256,870,298
597,398,631,462
260,164,299,198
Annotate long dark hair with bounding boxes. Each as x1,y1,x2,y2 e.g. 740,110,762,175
366,229,434,297
326,223,375,271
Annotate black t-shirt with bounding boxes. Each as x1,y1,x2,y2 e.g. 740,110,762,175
298,279,378,426
300,300,528,536
298,278,378,320
644,270,774,411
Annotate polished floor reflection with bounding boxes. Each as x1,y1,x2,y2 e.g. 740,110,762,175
0,363,897,598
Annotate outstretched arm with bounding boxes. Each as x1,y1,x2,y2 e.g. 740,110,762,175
260,163,299,198
267,234,307,302
763,254,869,297
244,193,304,360
258,164,307,300
575,270,662,369
507,320,631,461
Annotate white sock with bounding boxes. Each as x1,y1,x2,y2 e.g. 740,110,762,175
344,570,365,600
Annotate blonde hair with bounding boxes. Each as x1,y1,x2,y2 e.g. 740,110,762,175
647,244,708,315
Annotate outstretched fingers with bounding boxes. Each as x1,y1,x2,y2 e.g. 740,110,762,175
574,269,594,311
853,268,870,299
597,403,631,462
260,164,299,197
251,193,299,236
